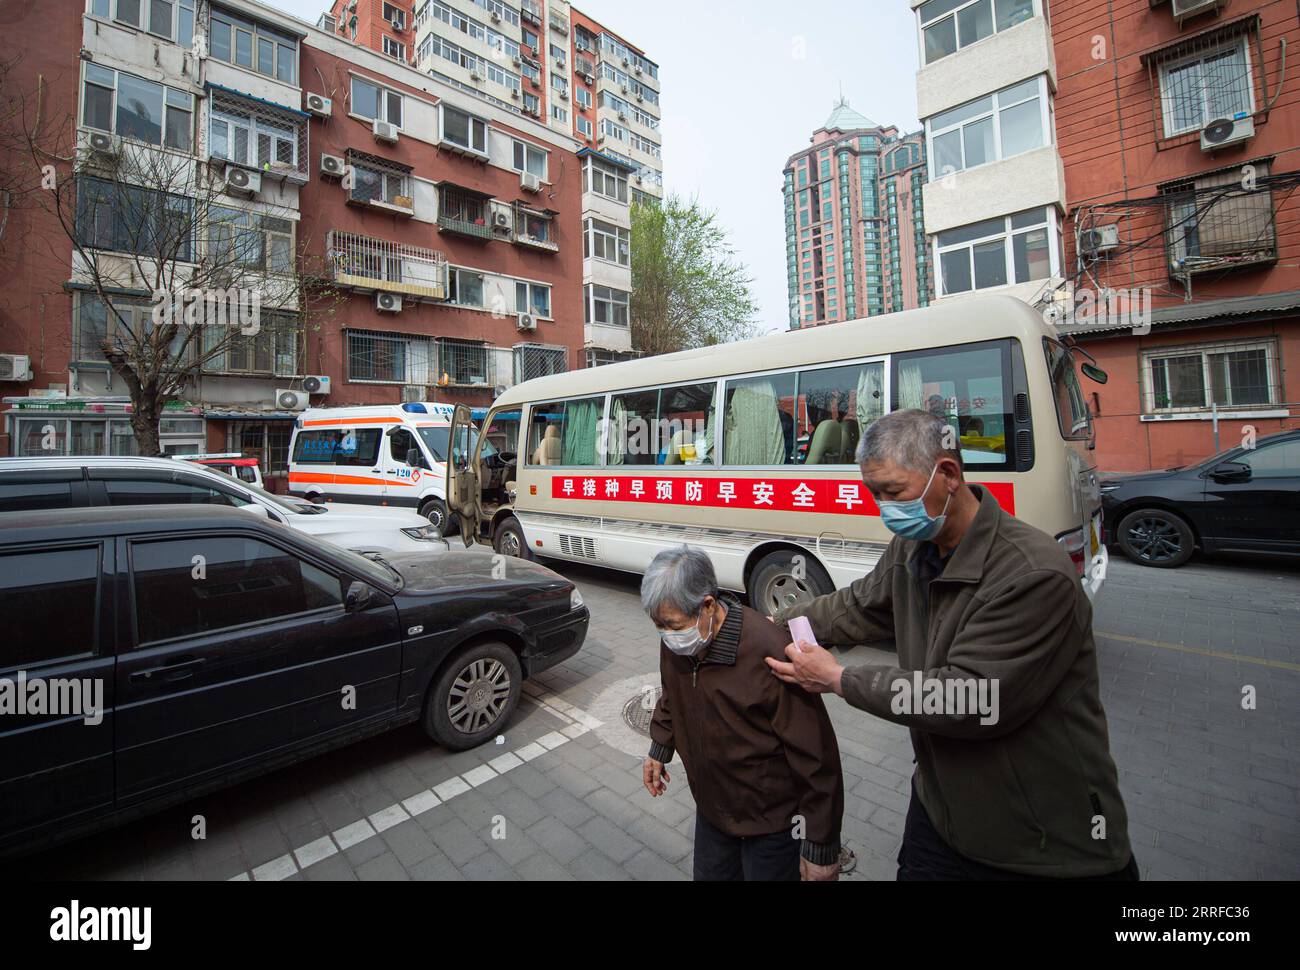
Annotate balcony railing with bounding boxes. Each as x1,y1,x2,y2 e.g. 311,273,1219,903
513,203,559,252
327,230,448,301
521,0,541,25
438,188,493,241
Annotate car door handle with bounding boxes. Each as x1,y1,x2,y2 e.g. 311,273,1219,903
131,656,206,683
370,469,383,474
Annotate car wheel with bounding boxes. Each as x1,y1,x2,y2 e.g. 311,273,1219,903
493,517,534,560
749,549,833,618
421,498,458,538
1116,508,1194,568
424,642,522,751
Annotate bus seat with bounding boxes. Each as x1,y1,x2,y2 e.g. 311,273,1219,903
841,419,860,464
532,425,562,465
807,420,843,465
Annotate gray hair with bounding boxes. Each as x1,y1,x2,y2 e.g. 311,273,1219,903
640,545,719,623
856,408,962,474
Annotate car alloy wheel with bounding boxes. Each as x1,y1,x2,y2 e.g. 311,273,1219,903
1127,516,1183,562
447,657,511,735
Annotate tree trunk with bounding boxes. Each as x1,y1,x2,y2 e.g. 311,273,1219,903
130,392,164,457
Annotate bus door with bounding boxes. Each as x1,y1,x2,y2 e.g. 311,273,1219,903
446,404,483,548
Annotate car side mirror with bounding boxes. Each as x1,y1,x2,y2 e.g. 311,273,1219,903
345,581,373,613
1212,461,1251,483
237,503,274,519
406,447,427,469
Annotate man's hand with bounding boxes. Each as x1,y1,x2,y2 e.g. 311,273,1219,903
800,857,840,881
765,641,845,696
643,757,670,797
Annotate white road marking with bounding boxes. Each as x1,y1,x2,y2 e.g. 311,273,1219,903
235,689,602,881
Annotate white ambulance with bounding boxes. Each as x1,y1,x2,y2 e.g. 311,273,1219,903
288,403,486,534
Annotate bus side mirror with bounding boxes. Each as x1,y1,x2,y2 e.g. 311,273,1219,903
1081,363,1109,385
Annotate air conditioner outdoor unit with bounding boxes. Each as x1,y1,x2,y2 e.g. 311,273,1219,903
305,92,332,117
376,292,403,313
512,55,522,66
583,73,594,84
618,112,627,121
86,130,119,155
622,57,630,67
1171,0,1223,24
636,93,644,102
634,65,642,75
620,84,629,94
320,153,346,178
390,18,404,32
511,89,520,99
276,389,309,411
491,11,501,23
1201,115,1255,152
302,375,332,395
559,89,568,100
493,210,513,231
373,118,399,144
223,167,261,197
555,57,565,68
517,313,537,331
521,172,542,192
1079,225,1120,256
0,353,33,381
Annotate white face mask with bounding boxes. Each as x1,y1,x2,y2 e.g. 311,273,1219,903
660,606,715,656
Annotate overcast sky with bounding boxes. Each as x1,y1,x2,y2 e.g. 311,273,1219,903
272,0,923,334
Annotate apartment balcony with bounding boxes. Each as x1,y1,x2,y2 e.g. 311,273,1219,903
1164,179,1278,278
326,230,448,301
549,10,569,35
521,0,541,26
438,187,494,241
513,203,559,252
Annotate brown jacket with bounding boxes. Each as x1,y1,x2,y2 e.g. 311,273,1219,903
649,595,843,864
775,485,1131,877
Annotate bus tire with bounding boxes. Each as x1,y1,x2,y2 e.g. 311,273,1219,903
748,549,834,618
1116,507,1194,568
423,641,522,751
493,517,534,560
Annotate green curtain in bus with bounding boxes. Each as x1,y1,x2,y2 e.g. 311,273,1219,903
563,398,601,466
607,396,627,466
898,361,925,411
725,381,786,465
702,403,717,464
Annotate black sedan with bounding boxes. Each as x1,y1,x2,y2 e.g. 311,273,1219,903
1100,429,1300,567
0,504,588,859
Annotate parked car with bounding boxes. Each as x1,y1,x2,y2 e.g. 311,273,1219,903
0,456,446,555
181,452,264,487
1100,429,1300,567
0,504,589,859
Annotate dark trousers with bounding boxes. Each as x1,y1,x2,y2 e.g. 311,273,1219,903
897,784,1140,881
692,812,800,881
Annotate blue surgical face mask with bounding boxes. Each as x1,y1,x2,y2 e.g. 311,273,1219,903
878,463,952,541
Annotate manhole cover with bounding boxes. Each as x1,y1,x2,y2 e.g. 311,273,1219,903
621,687,662,736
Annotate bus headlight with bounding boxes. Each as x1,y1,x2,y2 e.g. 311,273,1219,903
570,588,584,611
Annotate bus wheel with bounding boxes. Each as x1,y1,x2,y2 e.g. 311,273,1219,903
1116,508,1194,568
493,517,534,560
749,550,833,618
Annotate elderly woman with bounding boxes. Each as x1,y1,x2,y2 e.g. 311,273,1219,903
640,545,843,881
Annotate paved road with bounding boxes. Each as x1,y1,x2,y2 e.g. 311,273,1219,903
7,548,1298,881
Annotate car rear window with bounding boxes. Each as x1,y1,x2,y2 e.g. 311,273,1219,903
0,545,100,669
0,479,76,513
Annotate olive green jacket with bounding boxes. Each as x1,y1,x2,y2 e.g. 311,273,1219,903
775,485,1131,877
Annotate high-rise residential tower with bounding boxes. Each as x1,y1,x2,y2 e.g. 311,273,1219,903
783,100,932,329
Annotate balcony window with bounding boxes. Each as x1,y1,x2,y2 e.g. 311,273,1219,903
438,187,492,240
512,140,548,180
585,284,630,327
927,76,1046,177
516,280,551,318
352,77,404,128
210,109,296,174
203,312,301,376
935,207,1055,296
1162,161,1275,275
920,0,1034,65
1159,36,1255,138
447,267,486,307
76,175,193,261
440,104,488,155
1143,340,1278,413
208,204,293,274
82,64,193,152
515,205,555,247
209,5,297,84
584,157,628,202
585,219,630,266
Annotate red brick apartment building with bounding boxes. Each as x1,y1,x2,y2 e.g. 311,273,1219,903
1052,0,1300,471
0,0,584,487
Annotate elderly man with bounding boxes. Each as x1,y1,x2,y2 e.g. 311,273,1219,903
640,546,843,881
767,409,1137,881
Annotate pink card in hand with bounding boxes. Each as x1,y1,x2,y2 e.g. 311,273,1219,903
788,616,818,652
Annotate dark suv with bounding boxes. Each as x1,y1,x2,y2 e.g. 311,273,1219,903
0,505,588,859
